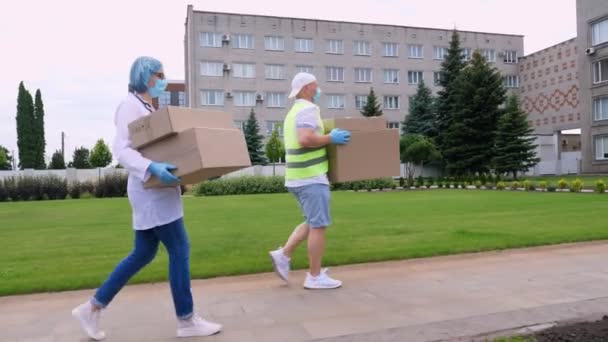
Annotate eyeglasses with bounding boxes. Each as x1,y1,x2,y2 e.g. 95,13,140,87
153,72,165,80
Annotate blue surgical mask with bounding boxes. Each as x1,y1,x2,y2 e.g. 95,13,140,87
312,88,321,103
149,78,168,99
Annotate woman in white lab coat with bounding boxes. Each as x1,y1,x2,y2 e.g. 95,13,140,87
71,57,222,340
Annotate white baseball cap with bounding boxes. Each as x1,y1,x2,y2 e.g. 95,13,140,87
288,72,317,99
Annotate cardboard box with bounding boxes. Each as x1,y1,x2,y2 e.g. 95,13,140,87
140,127,251,188
128,106,234,149
323,117,400,183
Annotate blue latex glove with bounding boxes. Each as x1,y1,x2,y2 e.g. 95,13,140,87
330,128,352,145
148,162,181,184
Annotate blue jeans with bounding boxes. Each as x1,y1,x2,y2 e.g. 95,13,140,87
92,218,193,319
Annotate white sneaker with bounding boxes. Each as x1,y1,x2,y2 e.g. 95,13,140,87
303,268,342,290
71,301,106,341
269,247,290,282
177,315,222,337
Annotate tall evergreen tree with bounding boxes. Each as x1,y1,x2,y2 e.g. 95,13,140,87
244,108,266,165
403,80,436,138
360,87,383,117
492,96,540,179
443,51,507,176
16,82,36,169
436,30,466,157
33,89,46,169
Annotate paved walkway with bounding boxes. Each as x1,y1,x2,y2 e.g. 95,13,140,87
2,242,608,342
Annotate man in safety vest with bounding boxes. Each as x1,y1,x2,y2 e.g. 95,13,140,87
269,72,351,289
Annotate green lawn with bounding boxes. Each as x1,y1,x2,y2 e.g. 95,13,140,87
1,190,606,296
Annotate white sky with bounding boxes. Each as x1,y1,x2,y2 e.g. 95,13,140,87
0,0,577,164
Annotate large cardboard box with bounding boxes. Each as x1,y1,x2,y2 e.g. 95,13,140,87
139,127,251,188
323,117,400,183
128,106,234,149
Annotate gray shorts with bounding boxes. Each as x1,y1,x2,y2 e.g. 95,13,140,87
288,184,331,229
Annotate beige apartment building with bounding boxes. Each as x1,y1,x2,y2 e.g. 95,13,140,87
184,6,523,137
577,0,608,173
519,38,582,175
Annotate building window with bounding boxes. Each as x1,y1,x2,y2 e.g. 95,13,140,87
462,48,472,61
233,63,256,78
383,42,398,57
592,18,608,46
408,44,423,59
266,92,286,108
296,65,313,74
200,32,222,47
234,120,245,131
503,75,519,88
178,91,185,106
354,40,371,56
503,50,518,64
266,121,283,136
355,95,368,109
354,68,372,83
233,34,254,49
295,38,314,53
595,136,608,160
482,49,496,63
201,90,224,106
433,72,443,86
158,91,171,108
234,91,256,107
265,64,286,80
200,61,223,77
383,69,399,84
408,71,423,85
327,94,346,109
383,96,400,109
327,39,344,54
433,46,448,60
593,96,608,121
593,58,608,84
387,122,400,130
326,66,345,82
264,36,285,51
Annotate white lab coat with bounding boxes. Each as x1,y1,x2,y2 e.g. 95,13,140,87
112,93,183,230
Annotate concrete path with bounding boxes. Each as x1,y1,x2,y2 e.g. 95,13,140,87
2,242,608,342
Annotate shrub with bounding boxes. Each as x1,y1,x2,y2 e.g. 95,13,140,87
539,181,548,191
415,176,424,188
496,181,506,190
595,180,606,194
510,181,520,190
80,181,95,195
547,186,557,192
194,176,287,196
570,178,584,193
95,173,128,198
69,182,81,199
427,177,435,186
0,179,7,202
44,175,68,200
558,178,568,190
4,177,18,201
474,180,482,189
479,174,488,186
523,180,532,191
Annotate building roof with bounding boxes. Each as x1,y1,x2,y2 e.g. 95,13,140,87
191,9,524,38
